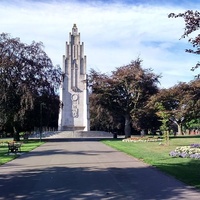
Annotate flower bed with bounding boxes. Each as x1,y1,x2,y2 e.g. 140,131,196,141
169,144,200,159
122,136,162,143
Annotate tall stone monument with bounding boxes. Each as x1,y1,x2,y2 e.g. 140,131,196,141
58,24,90,131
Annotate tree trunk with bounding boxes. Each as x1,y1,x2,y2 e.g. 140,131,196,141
177,123,183,135
124,114,131,138
13,126,20,141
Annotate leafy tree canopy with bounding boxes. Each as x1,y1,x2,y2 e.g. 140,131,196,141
149,79,200,134
0,33,61,139
169,10,200,77
89,58,160,138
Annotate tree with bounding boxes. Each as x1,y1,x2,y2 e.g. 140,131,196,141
149,80,200,135
89,58,160,138
155,102,170,144
168,10,200,78
89,92,124,133
0,33,61,140
22,93,60,131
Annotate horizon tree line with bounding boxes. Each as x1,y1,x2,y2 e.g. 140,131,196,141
1,9,200,139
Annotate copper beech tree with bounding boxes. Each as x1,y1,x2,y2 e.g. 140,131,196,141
149,79,200,135
89,70,124,133
169,10,200,78
0,33,61,140
89,58,160,138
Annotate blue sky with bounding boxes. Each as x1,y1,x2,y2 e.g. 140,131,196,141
1,0,200,88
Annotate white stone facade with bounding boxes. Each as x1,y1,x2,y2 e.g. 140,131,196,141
58,24,90,131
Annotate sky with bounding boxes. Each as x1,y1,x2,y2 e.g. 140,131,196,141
1,0,200,88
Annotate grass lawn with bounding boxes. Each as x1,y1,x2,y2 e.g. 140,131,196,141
0,139,44,165
102,135,200,189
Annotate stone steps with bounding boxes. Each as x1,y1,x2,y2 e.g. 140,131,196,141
48,131,113,138
30,131,113,139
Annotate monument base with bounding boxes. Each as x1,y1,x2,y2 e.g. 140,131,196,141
59,126,86,131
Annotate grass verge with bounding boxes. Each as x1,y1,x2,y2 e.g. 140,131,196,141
0,139,44,165
102,136,200,189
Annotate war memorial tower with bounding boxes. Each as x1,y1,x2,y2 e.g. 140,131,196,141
58,24,90,131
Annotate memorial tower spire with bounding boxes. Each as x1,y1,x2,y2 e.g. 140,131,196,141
58,24,89,131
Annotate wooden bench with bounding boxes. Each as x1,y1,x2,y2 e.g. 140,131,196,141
7,142,22,153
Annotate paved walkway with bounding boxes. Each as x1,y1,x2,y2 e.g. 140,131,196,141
0,138,200,200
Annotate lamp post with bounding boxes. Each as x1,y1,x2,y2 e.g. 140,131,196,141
40,103,45,142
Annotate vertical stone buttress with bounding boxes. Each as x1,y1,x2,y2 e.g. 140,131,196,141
58,24,90,131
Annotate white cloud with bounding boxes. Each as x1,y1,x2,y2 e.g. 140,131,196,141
0,0,200,88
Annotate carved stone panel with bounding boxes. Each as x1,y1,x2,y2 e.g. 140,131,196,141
71,94,79,118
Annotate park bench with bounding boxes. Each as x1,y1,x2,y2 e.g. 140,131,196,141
7,142,22,153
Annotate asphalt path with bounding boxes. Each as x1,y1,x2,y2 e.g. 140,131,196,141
0,138,200,200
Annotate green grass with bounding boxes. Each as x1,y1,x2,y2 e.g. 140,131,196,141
102,136,200,189
0,139,44,165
